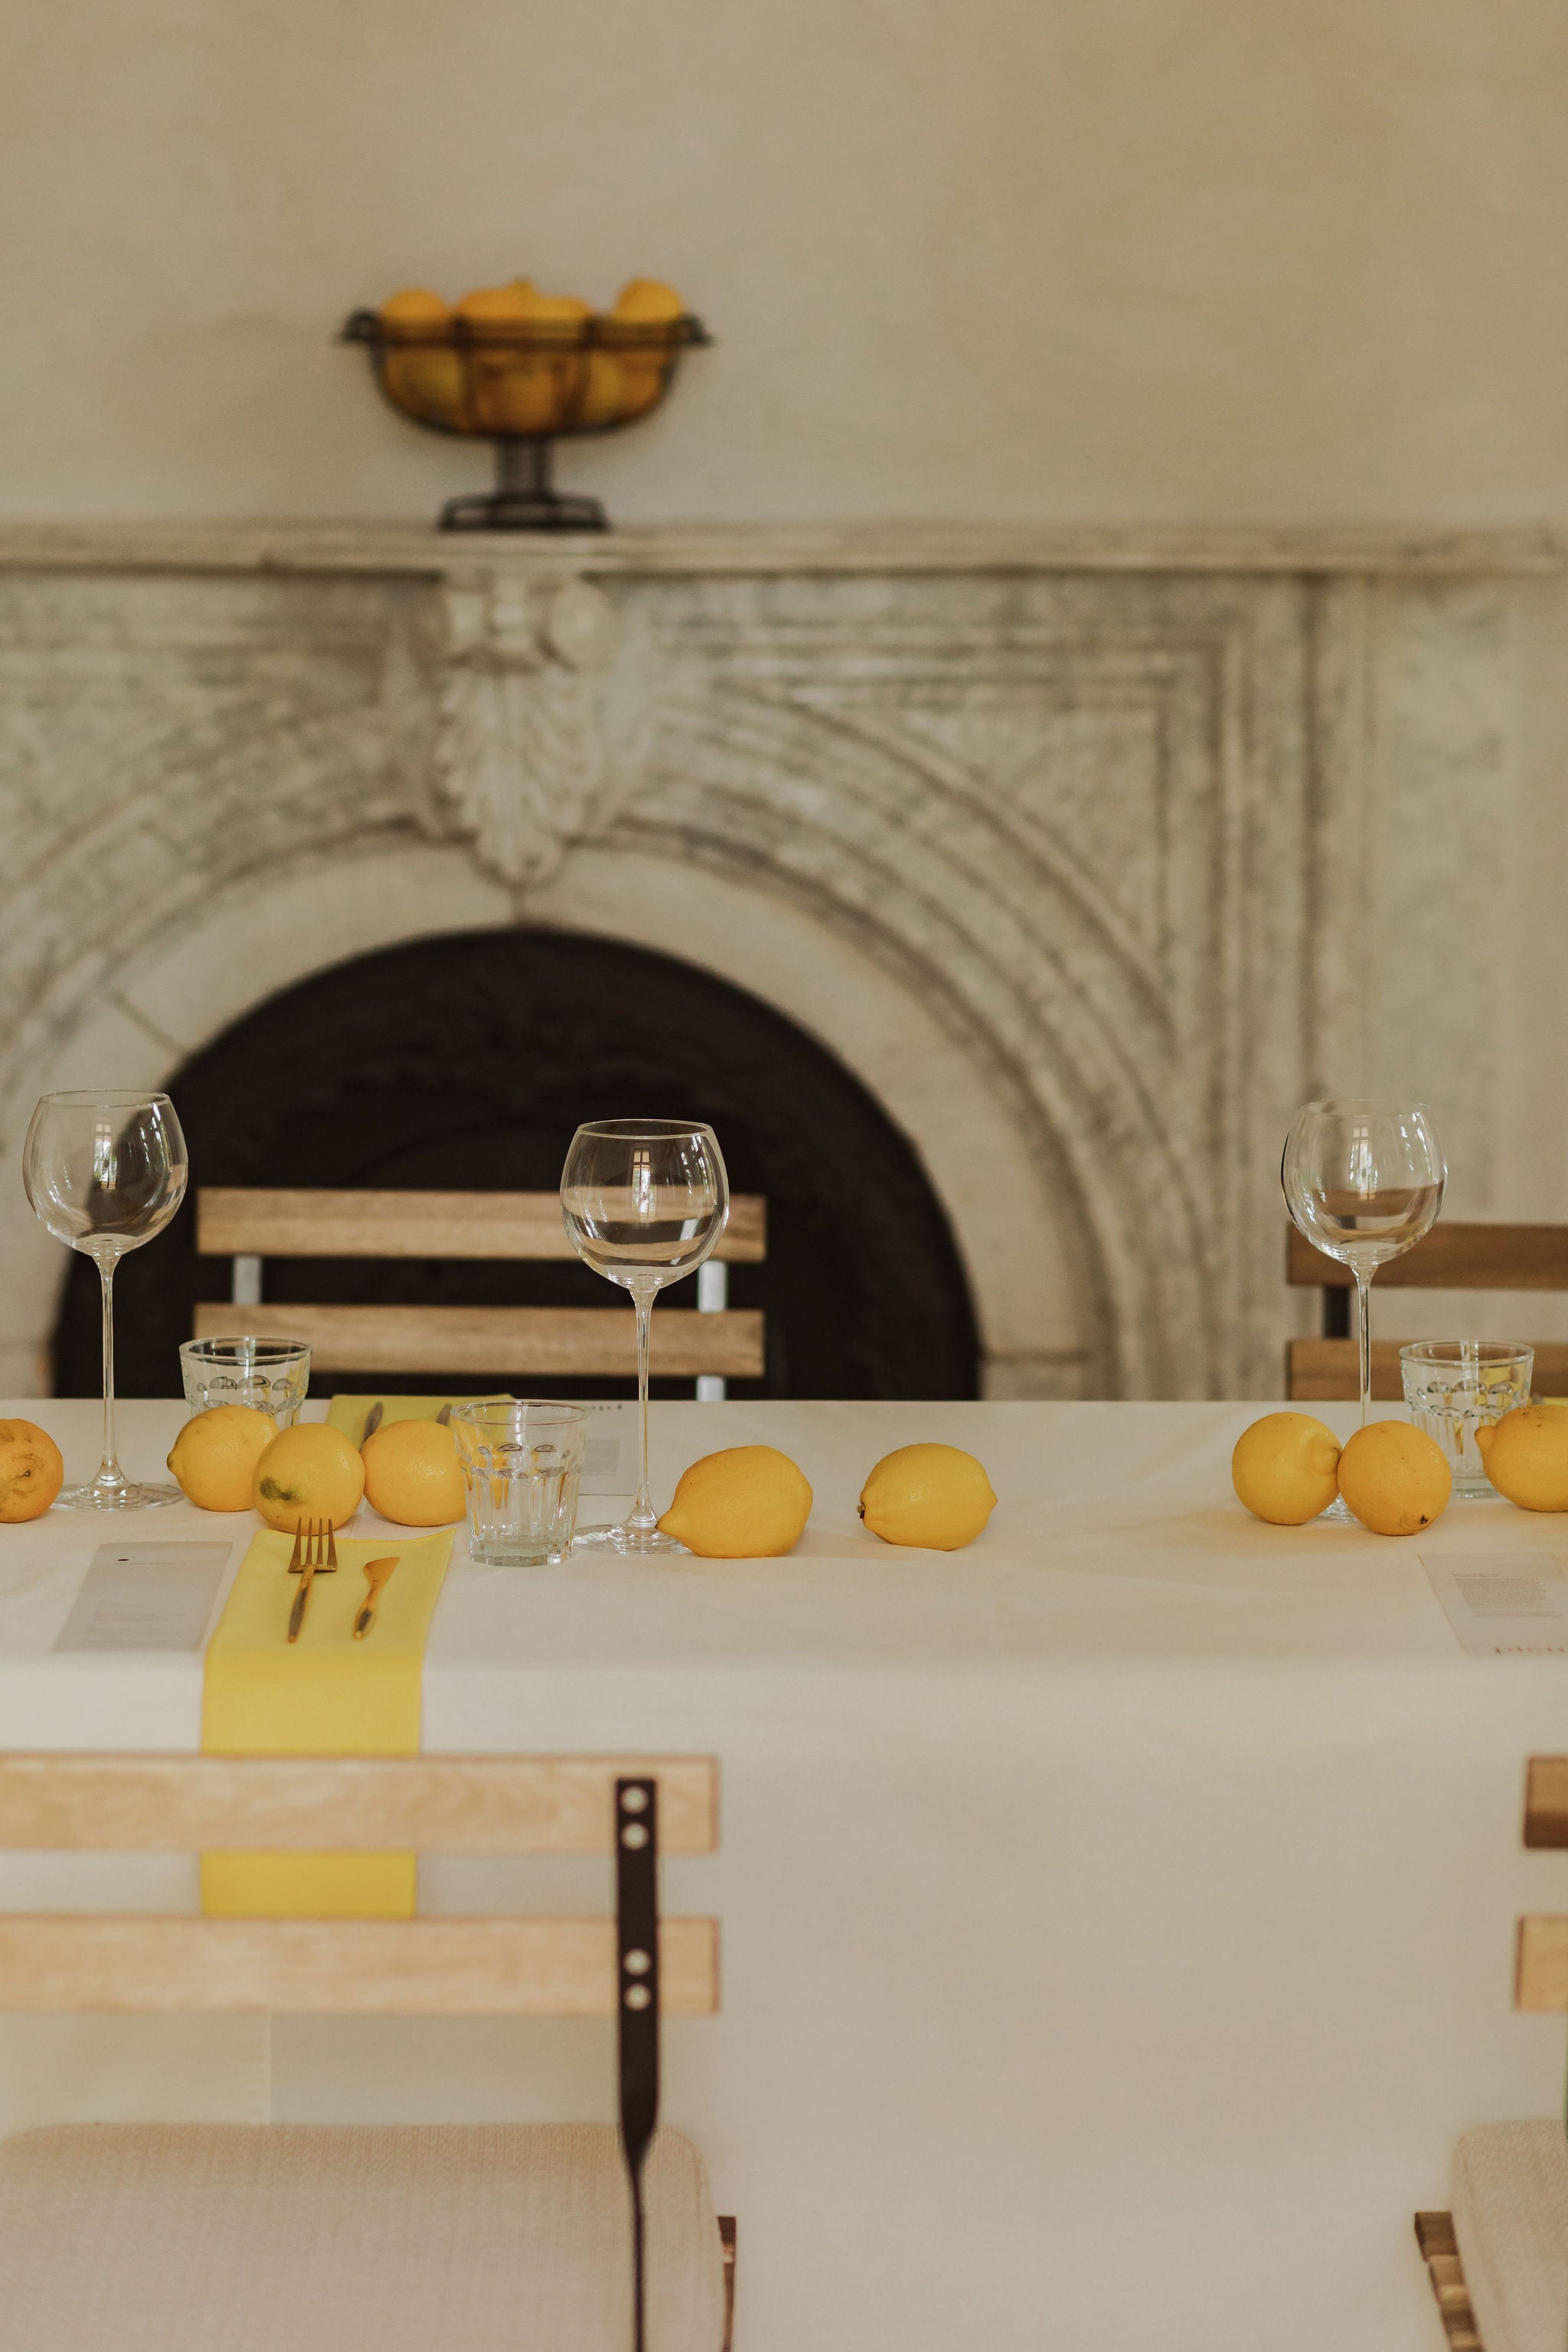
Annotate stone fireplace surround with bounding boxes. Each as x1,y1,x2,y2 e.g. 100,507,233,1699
0,520,1549,1401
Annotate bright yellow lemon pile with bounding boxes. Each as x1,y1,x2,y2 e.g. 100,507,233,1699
378,276,687,436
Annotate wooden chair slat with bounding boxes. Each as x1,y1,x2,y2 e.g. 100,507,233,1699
198,1188,767,1265
1285,1338,1568,1403
1523,1757,1568,1849
192,1302,766,1378
1413,2214,1487,2350
0,1754,717,1855
1287,1223,1568,1292
1514,1916,1568,2010
0,1915,719,2016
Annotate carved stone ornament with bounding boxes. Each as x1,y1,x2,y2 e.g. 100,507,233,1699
432,571,617,886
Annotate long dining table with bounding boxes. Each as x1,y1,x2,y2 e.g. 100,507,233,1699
0,1393,1564,2350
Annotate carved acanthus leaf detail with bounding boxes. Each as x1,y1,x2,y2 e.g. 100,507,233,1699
433,573,616,886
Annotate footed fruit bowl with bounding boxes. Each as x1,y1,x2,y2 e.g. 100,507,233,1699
341,278,711,531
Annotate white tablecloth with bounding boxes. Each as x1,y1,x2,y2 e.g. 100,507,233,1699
2,1395,1566,2352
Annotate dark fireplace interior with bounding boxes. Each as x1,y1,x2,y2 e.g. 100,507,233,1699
53,927,980,1402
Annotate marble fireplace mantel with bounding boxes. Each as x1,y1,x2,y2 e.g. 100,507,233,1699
0,520,1550,1400
0,517,1557,580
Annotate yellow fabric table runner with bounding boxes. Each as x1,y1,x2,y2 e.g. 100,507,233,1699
201,1527,453,1918
325,1393,507,1441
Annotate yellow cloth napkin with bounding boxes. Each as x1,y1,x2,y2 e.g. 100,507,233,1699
201,1527,453,1919
325,1393,508,1440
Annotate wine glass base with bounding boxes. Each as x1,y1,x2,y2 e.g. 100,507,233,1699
58,1480,183,1512
1321,1494,1357,1524
572,1523,690,1557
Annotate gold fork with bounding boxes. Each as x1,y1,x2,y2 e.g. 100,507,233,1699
286,1517,336,1643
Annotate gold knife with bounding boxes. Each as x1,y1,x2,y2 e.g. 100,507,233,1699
354,1554,400,1641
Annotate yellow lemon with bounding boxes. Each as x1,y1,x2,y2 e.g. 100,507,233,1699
658,1446,813,1557
377,287,466,427
610,277,685,417
253,1423,365,1533
612,277,685,323
1230,1411,1341,1524
1336,1420,1451,1536
858,1443,996,1550
0,1419,64,1522
168,1404,278,1512
1475,1404,1568,1511
361,1418,465,1527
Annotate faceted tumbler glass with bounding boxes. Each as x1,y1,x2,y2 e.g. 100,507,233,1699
180,1336,312,1427
1400,1341,1534,1498
451,1400,589,1566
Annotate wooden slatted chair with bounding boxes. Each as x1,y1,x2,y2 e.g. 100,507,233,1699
1412,1756,1568,2352
195,1187,767,1401
0,1752,733,2352
1285,1224,1568,1403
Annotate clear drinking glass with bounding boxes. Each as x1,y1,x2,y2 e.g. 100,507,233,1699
24,1089,189,1510
560,1119,729,1554
178,1335,312,1426
1400,1341,1534,1498
1282,1099,1446,1438
450,1400,589,1565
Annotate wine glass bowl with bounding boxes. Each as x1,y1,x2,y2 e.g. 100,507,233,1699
1282,1099,1446,1437
561,1119,728,1554
24,1090,188,1510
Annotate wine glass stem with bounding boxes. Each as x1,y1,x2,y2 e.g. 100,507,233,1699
1354,1272,1374,1428
627,1282,658,1535
96,1255,126,1491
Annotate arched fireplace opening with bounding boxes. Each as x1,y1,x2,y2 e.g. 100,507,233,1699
51,926,980,1401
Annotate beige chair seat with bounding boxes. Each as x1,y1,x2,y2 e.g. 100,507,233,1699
1451,2119,1568,2352
0,2121,725,2352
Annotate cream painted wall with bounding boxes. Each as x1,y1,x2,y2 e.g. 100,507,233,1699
2,0,1566,524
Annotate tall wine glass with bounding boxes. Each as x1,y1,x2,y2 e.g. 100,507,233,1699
1282,1099,1446,1435
561,1119,729,1554
24,1090,189,1510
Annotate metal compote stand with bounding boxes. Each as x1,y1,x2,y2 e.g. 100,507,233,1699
341,305,712,531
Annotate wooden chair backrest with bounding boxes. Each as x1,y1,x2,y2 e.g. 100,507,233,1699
0,1753,718,2018
194,1187,766,1381
1513,1757,1568,2013
1284,1223,1568,1403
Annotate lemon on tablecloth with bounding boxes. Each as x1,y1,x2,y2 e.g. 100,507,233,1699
1475,1403,1568,1510
1336,1420,1450,1536
859,1443,995,1550
0,1419,63,1522
253,1423,364,1532
361,1417,464,1526
168,1404,278,1512
1231,1411,1341,1525
658,1446,812,1557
